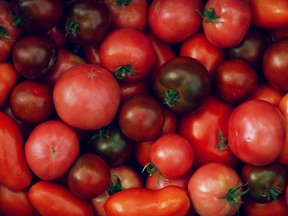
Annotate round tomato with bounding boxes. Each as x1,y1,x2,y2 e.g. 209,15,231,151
119,80,149,103
278,93,288,165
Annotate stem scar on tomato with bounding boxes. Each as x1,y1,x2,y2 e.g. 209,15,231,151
163,89,180,107
107,175,125,195
196,8,221,23
114,63,135,79
142,162,168,186
261,185,283,202
216,130,229,150
65,20,80,37
113,0,132,7
0,26,10,40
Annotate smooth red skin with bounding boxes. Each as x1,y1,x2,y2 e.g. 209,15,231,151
46,48,86,85
99,28,156,82
148,0,203,44
134,140,154,167
262,39,288,91
188,162,243,216
104,186,191,216
45,24,68,46
53,64,121,130
25,120,80,180
150,133,194,179
178,96,241,169
213,59,259,105
104,0,148,31
0,1,23,61
228,99,286,165
28,181,94,216
9,80,54,123
83,44,101,65
278,93,288,165
180,31,226,78
0,112,32,190
119,80,149,103
202,0,251,48
0,62,19,107
0,184,39,216
159,106,178,135
117,94,165,141
247,0,288,29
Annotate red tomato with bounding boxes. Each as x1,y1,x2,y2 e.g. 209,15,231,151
25,120,80,180
83,43,101,65
45,23,68,46
53,64,121,130
148,0,203,44
0,62,19,107
134,140,154,167
201,0,251,48
159,106,178,135
247,0,288,29
103,186,191,216
228,99,286,165
28,181,94,216
188,162,245,216
119,80,149,102
0,112,32,190
278,93,288,165
178,96,241,168
99,28,156,82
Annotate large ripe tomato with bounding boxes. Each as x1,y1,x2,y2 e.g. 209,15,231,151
53,64,121,130
188,162,246,216
278,93,288,165
200,0,251,48
228,99,286,165
99,28,156,82
148,0,203,44
28,181,94,216
25,120,80,180
262,39,288,91
104,186,191,216
119,80,149,103
247,0,288,29
178,96,241,169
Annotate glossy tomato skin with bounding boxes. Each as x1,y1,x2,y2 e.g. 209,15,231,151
0,112,32,190
28,181,94,216
152,56,211,113
262,39,288,91
104,186,191,216
178,96,241,169
228,99,286,165
67,153,111,199
148,0,203,44
99,28,156,82
119,80,149,103
201,0,251,48
278,93,288,164
53,64,121,130
12,35,58,80
25,120,80,180
188,162,244,216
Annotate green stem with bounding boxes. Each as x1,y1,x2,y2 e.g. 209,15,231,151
114,0,132,7
261,185,283,202
107,175,124,195
114,63,135,79
216,130,229,150
142,162,168,187
65,20,80,37
163,89,180,107
0,26,9,40
196,8,220,23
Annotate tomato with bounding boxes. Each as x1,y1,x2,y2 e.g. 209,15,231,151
134,140,154,167
278,93,288,165
159,106,178,135
0,184,39,216
99,28,156,82
212,59,259,105
0,112,32,190
148,133,194,179
104,0,148,31
45,23,68,46
228,99,286,165
179,30,226,78
104,186,191,216
200,0,251,48
148,0,203,44
0,62,19,107
117,94,165,141
53,64,121,130
28,181,94,216
12,34,58,80
62,0,111,45
262,39,288,91
188,162,246,216
178,96,241,169
25,120,80,180
152,56,211,113
83,43,101,65
247,0,288,29
119,80,149,102
9,80,54,123
241,162,287,203
0,0,23,61
267,25,288,41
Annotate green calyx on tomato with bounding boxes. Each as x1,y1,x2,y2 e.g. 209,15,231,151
107,175,124,195
197,8,220,23
12,15,24,27
0,26,9,40
261,185,283,202
142,162,168,186
114,0,132,7
216,130,229,150
65,20,80,37
163,89,180,107
89,124,112,140
114,63,135,79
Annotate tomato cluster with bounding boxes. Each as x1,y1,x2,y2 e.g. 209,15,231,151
1,0,288,215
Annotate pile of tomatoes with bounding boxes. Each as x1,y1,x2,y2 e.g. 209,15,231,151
1,0,288,215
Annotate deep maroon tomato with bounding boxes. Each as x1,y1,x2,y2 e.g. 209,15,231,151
119,80,149,103
262,39,288,91
62,0,111,45
148,0,203,44
83,43,101,65
152,56,211,113
134,140,153,167
213,59,259,105
12,35,58,80
45,23,68,47
11,0,63,33
117,94,165,141
9,80,54,124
